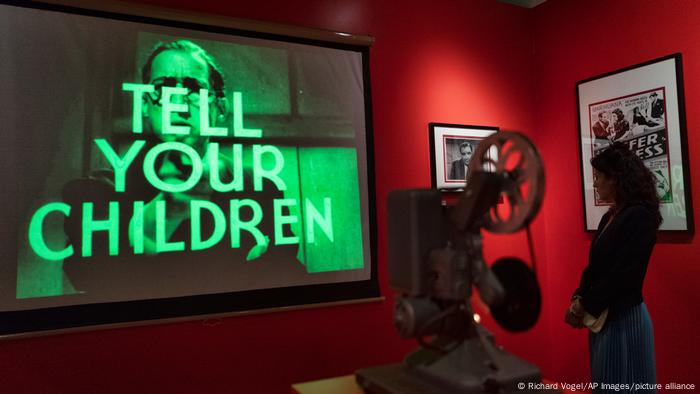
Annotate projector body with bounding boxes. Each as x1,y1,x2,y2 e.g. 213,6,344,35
357,132,549,393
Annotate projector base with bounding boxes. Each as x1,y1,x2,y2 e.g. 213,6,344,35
356,364,559,394
357,327,557,394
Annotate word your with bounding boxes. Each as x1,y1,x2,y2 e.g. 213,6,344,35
95,139,287,194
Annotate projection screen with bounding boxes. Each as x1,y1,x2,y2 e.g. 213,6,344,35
0,1,378,336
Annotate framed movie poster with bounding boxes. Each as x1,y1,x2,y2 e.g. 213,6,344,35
429,123,498,191
576,54,693,232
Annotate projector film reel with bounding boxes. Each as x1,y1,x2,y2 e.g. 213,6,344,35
467,131,545,234
490,257,541,332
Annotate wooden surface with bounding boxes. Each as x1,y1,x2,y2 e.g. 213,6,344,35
292,374,582,393
291,374,363,394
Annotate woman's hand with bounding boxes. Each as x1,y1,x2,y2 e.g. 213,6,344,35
572,298,585,315
564,300,585,329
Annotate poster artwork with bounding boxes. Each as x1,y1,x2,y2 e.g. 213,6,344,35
588,88,672,205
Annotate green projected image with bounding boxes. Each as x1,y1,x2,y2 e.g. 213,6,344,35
8,29,370,303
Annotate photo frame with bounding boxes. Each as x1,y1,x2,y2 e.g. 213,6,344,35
429,123,498,191
576,54,693,232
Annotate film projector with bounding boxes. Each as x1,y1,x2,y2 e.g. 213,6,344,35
357,131,552,394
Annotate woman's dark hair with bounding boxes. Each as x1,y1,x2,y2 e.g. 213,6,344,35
612,108,625,121
591,142,662,227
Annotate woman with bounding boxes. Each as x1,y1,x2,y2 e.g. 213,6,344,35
607,108,631,141
565,142,661,391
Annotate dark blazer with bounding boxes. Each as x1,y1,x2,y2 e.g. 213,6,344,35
592,120,609,138
651,98,665,119
610,119,630,141
573,204,658,318
450,159,468,181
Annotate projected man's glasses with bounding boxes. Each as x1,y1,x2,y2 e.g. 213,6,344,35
146,77,217,107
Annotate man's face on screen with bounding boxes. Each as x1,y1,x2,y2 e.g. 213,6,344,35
143,49,218,202
144,49,216,145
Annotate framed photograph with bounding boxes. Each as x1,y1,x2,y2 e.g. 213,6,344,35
0,2,379,336
577,54,693,232
429,123,498,191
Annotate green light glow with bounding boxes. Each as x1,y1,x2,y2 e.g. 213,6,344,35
299,148,363,272
191,200,226,251
253,144,286,192
95,139,146,192
122,83,154,133
232,92,262,138
272,147,304,263
199,88,228,137
161,86,190,135
230,199,265,249
155,200,184,252
25,147,362,265
143,142,204,193
81,201,120,257
130,200,145,254
208,143,243,192
273,199,299,245
305,197,333,243
28,202,73,261
16,33,376,300
245,236,269,261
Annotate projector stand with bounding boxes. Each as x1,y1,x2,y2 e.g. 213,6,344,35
357,326,553,394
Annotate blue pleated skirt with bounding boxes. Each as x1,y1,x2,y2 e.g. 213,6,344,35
589,303,656,393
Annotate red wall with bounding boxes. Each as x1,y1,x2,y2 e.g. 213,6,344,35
1,1,538,393
4,1,698,392
532,0,700,388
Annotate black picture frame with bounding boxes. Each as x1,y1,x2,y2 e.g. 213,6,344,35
428,123,498,191
576,54,693,232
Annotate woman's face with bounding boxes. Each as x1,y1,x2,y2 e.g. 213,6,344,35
611,112,619,123
593,168,616,202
